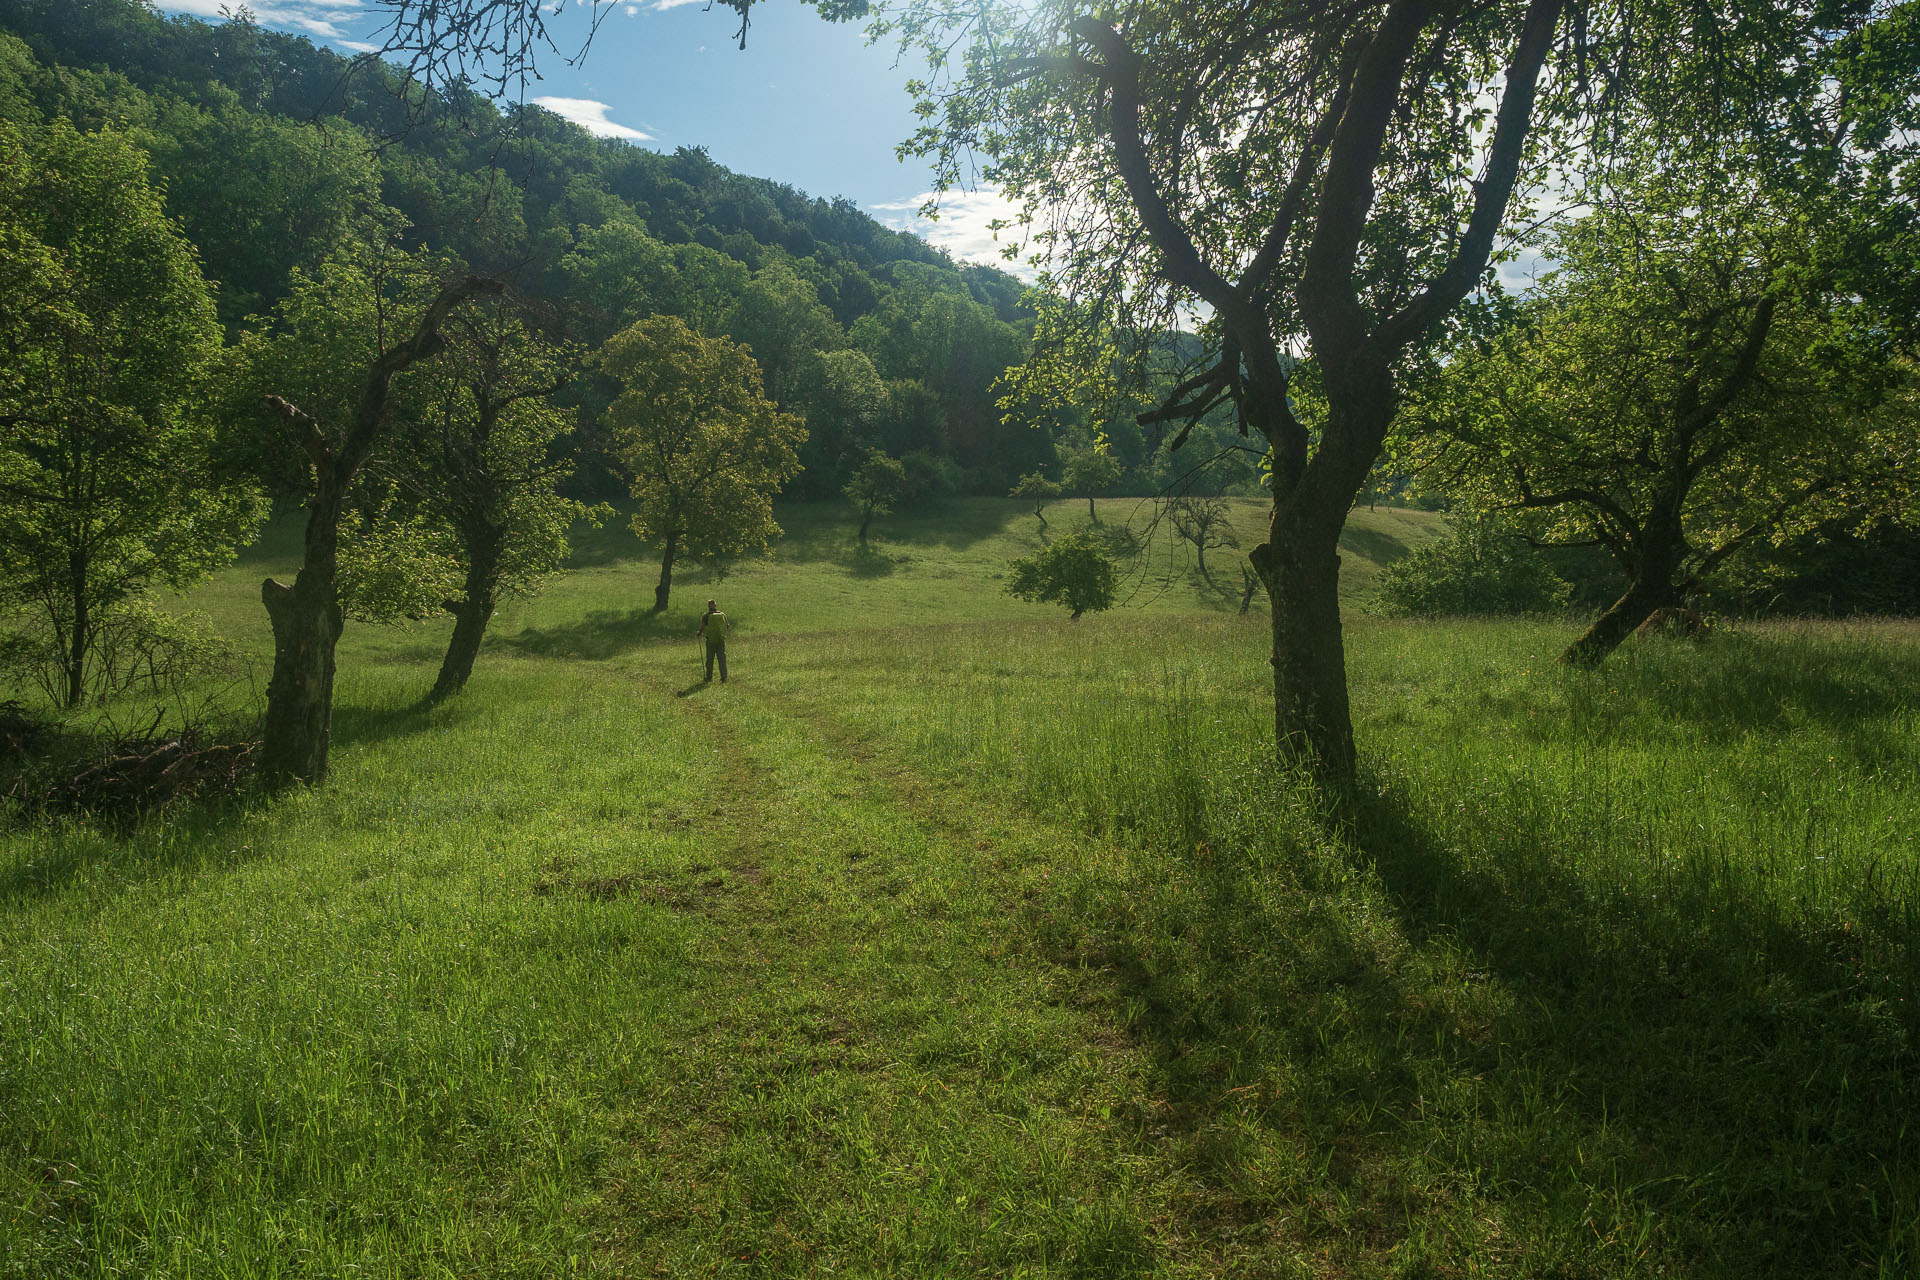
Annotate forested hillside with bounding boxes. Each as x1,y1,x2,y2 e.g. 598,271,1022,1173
0,0,1072,498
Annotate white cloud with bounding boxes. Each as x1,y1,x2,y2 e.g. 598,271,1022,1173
652,0,710,10
529,96,653,141
159,1,361,40
1495,249,1555,294
871,187,1039,275
336,39,380,54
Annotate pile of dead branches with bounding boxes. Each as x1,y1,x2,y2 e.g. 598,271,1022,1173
0,700,50,758
5,711,259,821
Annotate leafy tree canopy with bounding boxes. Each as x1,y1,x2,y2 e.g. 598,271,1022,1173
882,0,1915,779
0,118,260,706
1005,532,1116,619
843,449,908,542
1397,148,1915,663
0,3,1043,496
599,314,806,610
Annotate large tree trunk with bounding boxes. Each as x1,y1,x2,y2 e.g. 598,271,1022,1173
431,527,502,701
257,275,502,789
1252,526,1354,785
1562,508,1684,666
857,507,873,544
1563,575,1680,666
1245,357,1394,788
653,532,678,612
259,471,347,788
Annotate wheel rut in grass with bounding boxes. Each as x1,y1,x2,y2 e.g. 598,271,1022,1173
579,664,1171,1274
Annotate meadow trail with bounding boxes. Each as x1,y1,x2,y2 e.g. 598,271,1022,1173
573,650,1174,1273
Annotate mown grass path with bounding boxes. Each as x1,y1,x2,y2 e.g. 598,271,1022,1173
582,658,1173,1275
5,646,1211,1278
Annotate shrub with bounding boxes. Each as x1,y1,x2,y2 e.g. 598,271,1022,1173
0,600,240,707
1377,513,1573,616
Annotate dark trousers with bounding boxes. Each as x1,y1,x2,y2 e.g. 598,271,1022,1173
704,643,727,682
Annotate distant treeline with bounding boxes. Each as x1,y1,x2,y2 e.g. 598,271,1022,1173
0,0,1127,499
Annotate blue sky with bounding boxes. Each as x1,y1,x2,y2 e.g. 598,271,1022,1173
157,1,1025,266
156,3,1546,290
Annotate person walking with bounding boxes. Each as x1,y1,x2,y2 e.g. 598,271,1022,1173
697,598,729,683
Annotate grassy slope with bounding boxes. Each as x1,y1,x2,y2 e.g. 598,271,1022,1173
3,498,1916,1278
184,498,1446,661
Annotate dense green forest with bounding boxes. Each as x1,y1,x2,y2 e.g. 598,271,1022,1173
6,0,1900,624
0,0,1120,499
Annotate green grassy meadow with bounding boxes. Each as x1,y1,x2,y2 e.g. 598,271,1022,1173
3,498,1916,1277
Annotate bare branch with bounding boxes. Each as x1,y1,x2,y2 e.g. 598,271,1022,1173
263,394,330,468
1379,0,1565,349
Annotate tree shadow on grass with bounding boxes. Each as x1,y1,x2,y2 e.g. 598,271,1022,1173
1034,783,1918,1274
1433,628,1920,769
1618,628,1920,751
0,786,262,905
847,546,898,577
329,696,449,752
1,688,471,904
499,608,691,661
1349,787,1917,1273
1338,523,1411,564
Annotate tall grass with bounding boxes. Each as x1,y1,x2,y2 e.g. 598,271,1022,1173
748,614,1920,1277
4,494,1914,1277
1,667,718,1277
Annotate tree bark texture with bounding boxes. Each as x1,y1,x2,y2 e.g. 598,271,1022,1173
1562,576,1681,666
258,469,347,786
1252,512,1357,785
431,526,502,700
1244,357,1396,786
258,274,501,788
654,531,678,612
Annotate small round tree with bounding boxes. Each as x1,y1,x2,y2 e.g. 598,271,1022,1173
1005,532,1116,619
599,315,806,612
843,449,907,546
1062,444,1123,523
1009,471,1063,531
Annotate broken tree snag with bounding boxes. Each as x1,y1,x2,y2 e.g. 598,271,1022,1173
258,573,343,786
257,274,503,789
